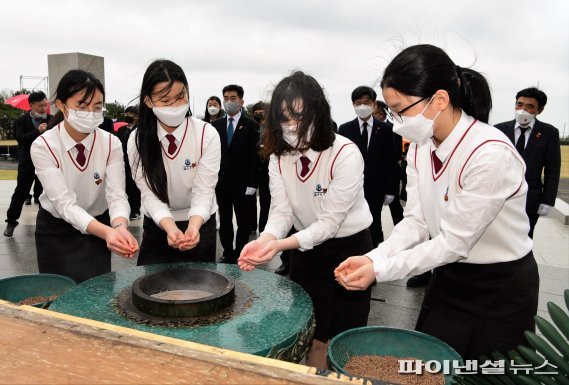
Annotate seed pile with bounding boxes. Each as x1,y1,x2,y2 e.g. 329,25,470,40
151,289,213,301
344,355,445,385
18,295,58,306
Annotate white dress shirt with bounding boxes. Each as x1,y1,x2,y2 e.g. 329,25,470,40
358,116,373,149
262,134,373,250
514,119,535,149
367,112,532,282
31,124,129,233
128,117,220,226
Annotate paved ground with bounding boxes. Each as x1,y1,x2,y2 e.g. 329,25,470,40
1,179,567,333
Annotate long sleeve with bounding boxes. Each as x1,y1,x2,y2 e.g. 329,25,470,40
127,133,174,226
261,155,295,240
188,127,221,222
31,139,95,233
369,143,526,283
366,143,430,260
14,117,40,146
541,127,561,206
293,146,365,250
104,136,130,223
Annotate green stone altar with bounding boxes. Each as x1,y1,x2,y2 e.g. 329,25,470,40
49,263,314,362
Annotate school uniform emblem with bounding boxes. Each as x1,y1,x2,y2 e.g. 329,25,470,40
313,184,327,197
94,172,103,185
183,158,197,170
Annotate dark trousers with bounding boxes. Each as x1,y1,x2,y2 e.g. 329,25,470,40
365,190,384,247
125,165,140,215
6,165,42,226
416,252,539,360
32,178,42,200
388,197,404,225
258,181,270,233
35,208,110,283
137,214,216,266
527,212,539,239
217,189,252,260
248,194,257,232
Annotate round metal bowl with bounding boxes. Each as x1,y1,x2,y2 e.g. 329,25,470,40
131,268,235,318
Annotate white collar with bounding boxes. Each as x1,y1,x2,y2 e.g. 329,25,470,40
59,122,95,152
157,118,187,142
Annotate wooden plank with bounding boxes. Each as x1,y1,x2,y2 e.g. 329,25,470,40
0,301,366,385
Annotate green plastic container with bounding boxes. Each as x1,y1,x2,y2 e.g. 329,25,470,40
0,274,76,309
328,326,463,384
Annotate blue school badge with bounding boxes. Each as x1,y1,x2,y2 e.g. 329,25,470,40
94,171,103,185
183,158,197,170
313,184,327,197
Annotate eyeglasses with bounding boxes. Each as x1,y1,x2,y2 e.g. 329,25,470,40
384,96,429,124
65,105,106,119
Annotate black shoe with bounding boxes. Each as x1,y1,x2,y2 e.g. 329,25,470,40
129,212,141,220
274,263,290,276
406,271,432,287
3,224,15,237
34,197,40,204
219,254,237,264
24,197,31,205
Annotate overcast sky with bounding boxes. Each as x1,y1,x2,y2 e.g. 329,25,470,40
1,0,568,136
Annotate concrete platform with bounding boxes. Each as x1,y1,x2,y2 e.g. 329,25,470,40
0,179,567,335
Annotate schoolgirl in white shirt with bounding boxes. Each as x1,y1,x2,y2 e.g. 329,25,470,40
31,70,138,283
335,44,539,360
128,60,220,266
238,71,374,369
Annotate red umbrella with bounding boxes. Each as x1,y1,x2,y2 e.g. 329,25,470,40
4,94,51,114
113,121,127,132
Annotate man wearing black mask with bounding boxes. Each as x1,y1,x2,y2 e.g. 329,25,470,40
4,91,52,237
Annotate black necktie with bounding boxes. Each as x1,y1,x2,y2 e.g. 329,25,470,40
516,127,528,154
361,122,368,156
75,143,86,166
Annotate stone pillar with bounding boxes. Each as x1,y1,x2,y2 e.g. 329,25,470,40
47,53,105,109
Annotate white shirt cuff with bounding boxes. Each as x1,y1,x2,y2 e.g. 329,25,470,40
188,207,211,223
293,230,313,251
79,214,96,234
110,208,130,225
153,209,175,227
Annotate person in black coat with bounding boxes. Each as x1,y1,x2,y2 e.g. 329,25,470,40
211,85,260,263
4,91,52,237
338,86,399,247
115,106,141,219
495,87,561,238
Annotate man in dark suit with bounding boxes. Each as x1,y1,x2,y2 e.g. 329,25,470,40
212,85,260,263
4,91,52,237
495,87,561,239
338,86,399,247
374,100,404,225
115,106,141,220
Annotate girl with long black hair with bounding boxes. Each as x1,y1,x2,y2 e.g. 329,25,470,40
128,60,220,265
31,70,138,283
335,44,539,360
238,71,374,369
203,96,224,123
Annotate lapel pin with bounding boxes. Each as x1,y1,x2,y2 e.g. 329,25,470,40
536,132,541,139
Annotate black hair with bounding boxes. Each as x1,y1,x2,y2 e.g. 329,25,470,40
252,101,267,112
125,105,139,115
264,71,335,157
222,84,244,99
204,96,223,122
516,87,547,109
380,44,492,123
48,70,105,129
375,100,388,110
134,59,190,204
28,91,47,104
351,86,377,103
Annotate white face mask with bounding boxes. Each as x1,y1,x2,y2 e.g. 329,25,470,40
354,104,373,119
515,109,535,126
207,106,220,116
392,97,440,146
32,110,47,120
281,123,315,148
153,103,189,127
224,101,241,116
65,107,103,134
